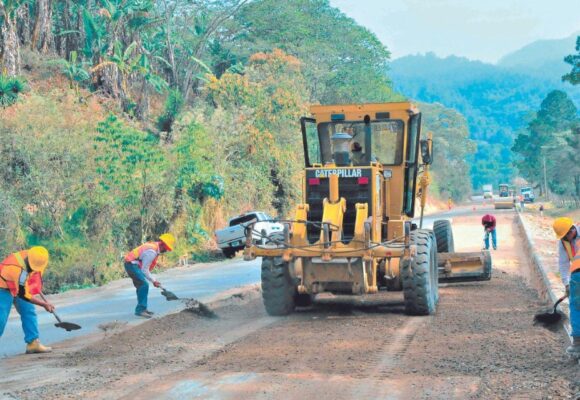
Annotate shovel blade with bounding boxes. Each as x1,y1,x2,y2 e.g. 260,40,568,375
55,322,82,331
162,288,179,301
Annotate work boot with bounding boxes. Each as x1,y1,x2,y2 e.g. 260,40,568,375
25,339,52,354
144,310,154,316
566,336,580,358
135,310,152,319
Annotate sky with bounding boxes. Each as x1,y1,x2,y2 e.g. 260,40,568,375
329,0,580,63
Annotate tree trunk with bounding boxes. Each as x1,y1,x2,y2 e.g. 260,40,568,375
31,0,54,53
135,78,149,121
16,5,31,46
0,9,21,76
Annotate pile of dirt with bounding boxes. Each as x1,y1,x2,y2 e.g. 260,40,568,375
181,298,218,319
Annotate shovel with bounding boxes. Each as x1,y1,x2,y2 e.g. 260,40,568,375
159,285,179,301
533,295,567,328
39,293,82,331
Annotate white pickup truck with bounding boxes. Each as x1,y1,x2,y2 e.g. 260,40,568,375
215,211,284,258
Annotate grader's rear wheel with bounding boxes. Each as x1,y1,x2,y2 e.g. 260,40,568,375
433,219,454,253
402,230,439,315
261,257,296,316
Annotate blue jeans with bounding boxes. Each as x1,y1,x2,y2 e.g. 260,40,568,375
484,229,497,250
0,288,40,344
570,272,580,337
125,262,149,314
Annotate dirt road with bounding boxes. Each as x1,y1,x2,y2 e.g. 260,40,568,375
2,206,580,399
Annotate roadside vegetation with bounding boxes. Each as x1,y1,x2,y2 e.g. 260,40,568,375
1,0,488,291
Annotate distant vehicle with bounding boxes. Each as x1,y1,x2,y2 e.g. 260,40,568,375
215,212,284,258
495,183,514,209
482,184,493,199
521,187,535,203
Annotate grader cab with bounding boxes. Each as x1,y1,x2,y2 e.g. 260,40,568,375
244,103,491,316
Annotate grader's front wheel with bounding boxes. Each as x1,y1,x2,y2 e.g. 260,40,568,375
261,257,296,316
402,230,439,315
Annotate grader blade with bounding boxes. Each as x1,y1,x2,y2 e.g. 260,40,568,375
438,250,492,282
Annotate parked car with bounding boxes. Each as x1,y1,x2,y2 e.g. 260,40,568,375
215,212,284,258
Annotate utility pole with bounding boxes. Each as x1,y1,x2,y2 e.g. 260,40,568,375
543,154,549,201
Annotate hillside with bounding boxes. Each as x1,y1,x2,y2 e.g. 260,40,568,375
498,32,579,77
390,41,580,189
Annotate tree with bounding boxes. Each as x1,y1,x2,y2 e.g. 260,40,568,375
205,49,309,216
230,0,399,104
94,114,169,245
31,0,54,53
0,0,27,75
512,90,579,194
420,102,476,200
563,36,580,85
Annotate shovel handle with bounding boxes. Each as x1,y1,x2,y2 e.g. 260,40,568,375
553,294,568,312
38,292,63,323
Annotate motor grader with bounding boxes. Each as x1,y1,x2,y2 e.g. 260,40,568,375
244,102,492,316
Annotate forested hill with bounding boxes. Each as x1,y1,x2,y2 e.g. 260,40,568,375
498,32,580,77
390,35,580,189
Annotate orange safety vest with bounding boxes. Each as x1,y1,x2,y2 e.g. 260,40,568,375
562,239,580,274
124,242,160,272
0,251,43,297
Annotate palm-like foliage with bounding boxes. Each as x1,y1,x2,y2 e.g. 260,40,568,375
0,74,26,107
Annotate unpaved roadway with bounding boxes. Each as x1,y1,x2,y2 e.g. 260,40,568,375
2,205,580,399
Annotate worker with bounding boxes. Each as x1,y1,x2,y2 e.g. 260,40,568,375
539,204,544,218
553,217,580,356
481,214,497,250
351,142,365,166
124,233,175,318
447,198,452,210
0,246,55,354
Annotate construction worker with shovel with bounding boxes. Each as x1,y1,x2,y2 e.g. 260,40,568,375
124,233,175,318
553,217,580,356
0,246,55,354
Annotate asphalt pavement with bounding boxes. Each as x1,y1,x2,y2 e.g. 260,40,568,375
0,258,260,358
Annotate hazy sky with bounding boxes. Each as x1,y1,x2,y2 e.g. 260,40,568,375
329,0,580,63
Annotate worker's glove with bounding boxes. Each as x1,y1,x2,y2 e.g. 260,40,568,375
153,281,161,288
566,285,570,297
44,303,55,313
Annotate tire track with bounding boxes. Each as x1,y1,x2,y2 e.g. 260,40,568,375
352,317,427,398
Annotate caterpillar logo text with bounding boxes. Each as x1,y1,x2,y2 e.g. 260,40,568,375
314,169,363,178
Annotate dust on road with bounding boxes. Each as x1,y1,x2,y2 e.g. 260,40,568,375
2,210,580,399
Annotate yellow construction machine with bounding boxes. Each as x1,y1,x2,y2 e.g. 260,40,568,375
494,183,515,209
244,103,492,316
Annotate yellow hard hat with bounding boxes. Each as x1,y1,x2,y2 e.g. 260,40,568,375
553,217,574,239
159,233,175,251
28,246,49,272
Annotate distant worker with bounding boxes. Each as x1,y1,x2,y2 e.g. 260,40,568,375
481,214,497,250
124,234,175,318
519,195,525,210
447,198,452,210
553,218,580,356
0,246,55,354
351,142,365,166
539,204,544,218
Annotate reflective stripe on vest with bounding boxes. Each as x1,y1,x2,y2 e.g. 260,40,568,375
562,240,580,274
124,242,159,271
0,251,28,296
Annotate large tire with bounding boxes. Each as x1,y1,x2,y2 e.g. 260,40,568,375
402,230,439,315
222,248,236,259
261,257,296,316
433,220,455,253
